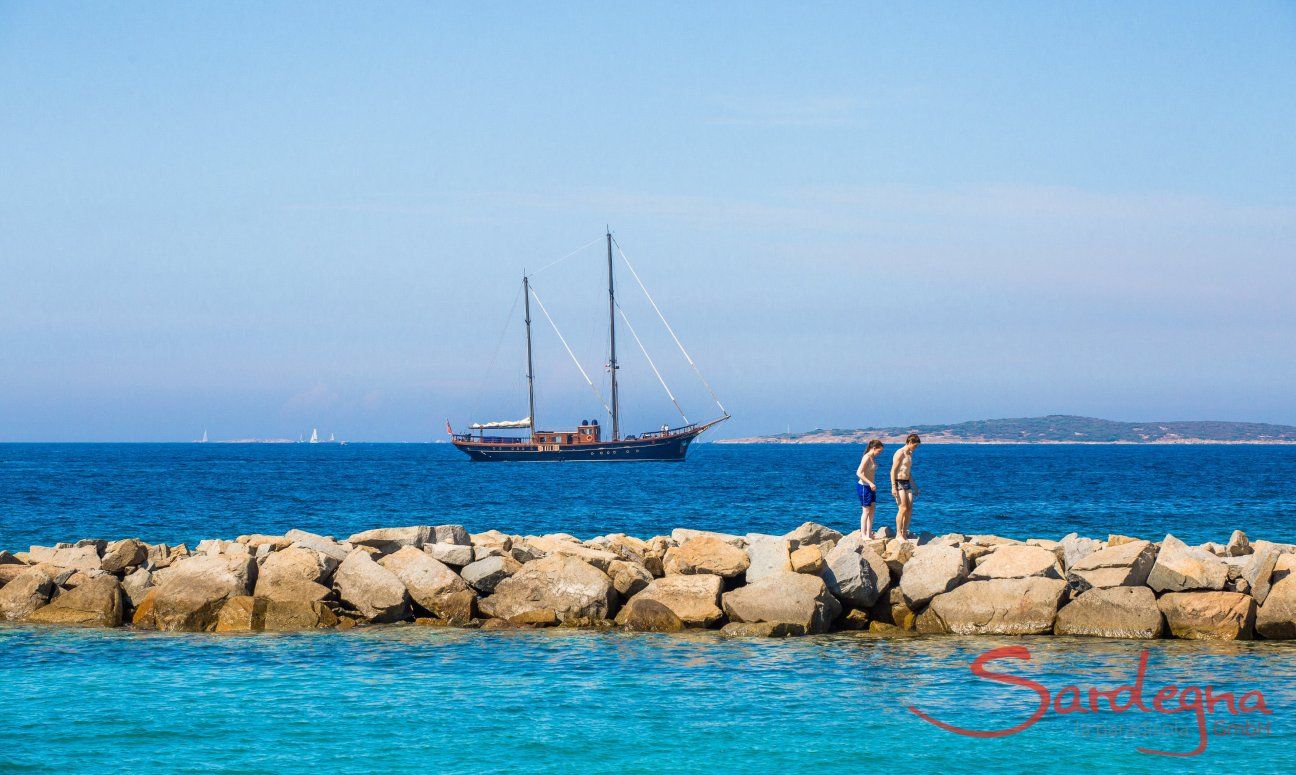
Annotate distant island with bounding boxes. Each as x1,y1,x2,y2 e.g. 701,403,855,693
717,415,1296,444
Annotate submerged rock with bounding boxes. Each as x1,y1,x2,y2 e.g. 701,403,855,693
1054,586,1163,639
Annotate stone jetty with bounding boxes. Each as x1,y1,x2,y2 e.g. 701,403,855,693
2,525,1295,640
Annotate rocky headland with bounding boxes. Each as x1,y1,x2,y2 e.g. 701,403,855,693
2,524,1294,640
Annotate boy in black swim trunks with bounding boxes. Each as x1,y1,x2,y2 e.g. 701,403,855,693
890,433,921,540
855,439,884,537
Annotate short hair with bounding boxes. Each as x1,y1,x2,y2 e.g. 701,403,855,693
906,433,922,445
867,439,884,451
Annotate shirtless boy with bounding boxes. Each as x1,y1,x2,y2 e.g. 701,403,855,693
855,439,884,537
890,433,921,540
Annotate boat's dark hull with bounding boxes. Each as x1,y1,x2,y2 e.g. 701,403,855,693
453,431,698,462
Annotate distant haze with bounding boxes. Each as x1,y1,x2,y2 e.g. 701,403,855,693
1,4,1293,441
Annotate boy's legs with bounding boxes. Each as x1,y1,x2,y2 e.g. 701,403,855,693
861,504,874,537
896,491,912,540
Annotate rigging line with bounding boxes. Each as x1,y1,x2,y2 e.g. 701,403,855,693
527,282,614,418
469,279,524,424
532,236,605,276
612,239,728,416
616,301,688,424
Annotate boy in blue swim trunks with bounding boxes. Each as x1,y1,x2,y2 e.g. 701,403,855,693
855,439,884,537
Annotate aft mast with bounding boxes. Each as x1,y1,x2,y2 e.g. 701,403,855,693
607,230,620,441
523,273,537,439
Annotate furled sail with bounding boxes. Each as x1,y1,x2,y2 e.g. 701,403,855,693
470,418,531,430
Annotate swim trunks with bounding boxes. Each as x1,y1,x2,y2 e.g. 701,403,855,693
895,479,913,492
857,482,876,506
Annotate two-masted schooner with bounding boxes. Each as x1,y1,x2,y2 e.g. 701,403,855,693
449,232,728,461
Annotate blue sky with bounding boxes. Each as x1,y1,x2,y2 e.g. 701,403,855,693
1,2,1293,441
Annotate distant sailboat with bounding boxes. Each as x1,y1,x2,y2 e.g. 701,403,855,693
309,428,320,444
200,430,208,443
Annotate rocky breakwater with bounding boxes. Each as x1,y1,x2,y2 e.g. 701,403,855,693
3,524,1296,640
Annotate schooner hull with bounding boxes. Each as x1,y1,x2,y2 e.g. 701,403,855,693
453,429,700,462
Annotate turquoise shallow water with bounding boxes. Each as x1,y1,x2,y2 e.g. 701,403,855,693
1,625,1293,773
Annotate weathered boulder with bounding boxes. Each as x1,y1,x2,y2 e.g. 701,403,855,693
479,555,615,623
264,599,339,631
616,597,685,632
470,530,513,559
237,534,294,552
917,578,1068,635
882,539,916,578
721,572,840,634
0,567,55,620
433,525,472,546
616,574,724,628
1256,570,1296,639
664,536,750,578
0,550,22,565
1054,586,1163,639
607,559,653,598
100,539,148,574
820,531,891,608
1226,530,1252,557
25,575,122,626
255,547,331,598
1058,533,1101,570
790,545,825,574
1147,535,1229,592
378,546,473,621
1158,591,1254,640
36,545,101,572
642,536,674,577
971,544,1061,580
121,567,153,609
214,596,266,632
1243,547,1280,605
333,550,410,623
745,536,792,583
783,522,843,551
346,525,434,554
130,588,157,628
527,535,619,571
1065,540,1157,591
424,543,474,567
150,553,255,631
899,544,968,607
460,555,522,594
869,587,919,630
720,621,804,637
670,528,747,548
286,530,352,563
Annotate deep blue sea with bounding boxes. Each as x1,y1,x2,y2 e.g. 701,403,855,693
3,443,1295,772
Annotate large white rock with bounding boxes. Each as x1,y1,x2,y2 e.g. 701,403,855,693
460,555,521,594
1058,533,1102,570
334,550,410,623
899,544,968,607
286,529,352,563
1065,540,1157,591
346,525,434,554
721,571,840,634
971,544,1061,580
479,554,615,623
424,543,474,567
820,531,891,608
1147,535,1229,592
745,535,792,583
